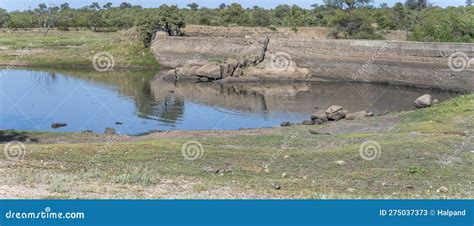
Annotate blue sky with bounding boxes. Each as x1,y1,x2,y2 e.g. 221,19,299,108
0,0,467,11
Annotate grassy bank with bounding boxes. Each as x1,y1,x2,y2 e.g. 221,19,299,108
0,94,472,199
0,29,159,68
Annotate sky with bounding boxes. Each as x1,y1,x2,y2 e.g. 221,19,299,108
0,0,467,11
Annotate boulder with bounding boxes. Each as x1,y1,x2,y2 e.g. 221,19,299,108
302,120,314,125
345,111,374,120
311,110,328,122
280,121,292,127
325,105,347,121
414,94,432,108
195,62,221,79
312,118,324,125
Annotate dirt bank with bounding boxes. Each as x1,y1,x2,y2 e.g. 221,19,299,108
152,26,474,92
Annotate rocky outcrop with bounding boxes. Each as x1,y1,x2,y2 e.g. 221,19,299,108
152,28,474,91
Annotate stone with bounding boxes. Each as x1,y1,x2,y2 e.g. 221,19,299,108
309,129,331,135
347,188,357,192
335,160,346,166
302,120,314,125
195,62,221,79
203,166,220,174
432,99,439,104
414,94,432,108
325,105,347,121
115,122,123,125
436,186,449,193
345,111,374,120
104,128,116,135
311,110,328,122
280,121,292,127
281,173,287,178
312,118,324,125
51,123,67,129
270,183,281,190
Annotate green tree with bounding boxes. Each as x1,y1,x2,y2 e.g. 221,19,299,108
103,2,113,9
221,3,250,26
467,0,473,6
251,6,270,27
0,9,10,28
187,3,199,11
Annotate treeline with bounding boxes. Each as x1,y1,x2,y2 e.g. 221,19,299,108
0,0,473,42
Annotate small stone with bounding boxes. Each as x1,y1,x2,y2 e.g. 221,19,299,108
309,129,331,135
104,128,116,135
345,111,374,120
284,155,290,160
115,122,123,125
302,120,314,125
281,173,287,178
347,188,357,192
415,94,432,108
51,123,67,129
203,166,219,174
271,183,281,190
335,160,346,166
312,119,324,125
432,99,439,104
325,105,347,121
280,121,291,127
436,186,449,193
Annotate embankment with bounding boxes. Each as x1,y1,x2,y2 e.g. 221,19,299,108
151,26,473,91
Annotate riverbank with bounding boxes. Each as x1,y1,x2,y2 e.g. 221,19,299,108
1,94,472,199
0,29,159,69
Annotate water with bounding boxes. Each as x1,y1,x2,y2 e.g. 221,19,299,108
0,68,460,135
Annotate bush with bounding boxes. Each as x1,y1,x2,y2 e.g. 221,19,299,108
329,10,383,40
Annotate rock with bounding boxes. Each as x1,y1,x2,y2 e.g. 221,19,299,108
104,128,116,135
335,160,346,166
281,173,287,178
283,155,290,160
82,130,93,133
436,186,449,193
302,120,314,125
115,122,123,125
345,111,374,120
325,105,348,121
225,58,240,77
312,118,324,125
311,110,328,122
309,129,331,135
280,121,292,127
195,62,221,79
270,183,281,190
432,99,439,104
414,94,432,108
51,123,67,129
203,166,220,174
347,188,357,192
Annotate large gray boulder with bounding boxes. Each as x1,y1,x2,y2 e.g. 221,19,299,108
195,62,221,79
414,94,432,108
311,110,328,122
325,105,348,121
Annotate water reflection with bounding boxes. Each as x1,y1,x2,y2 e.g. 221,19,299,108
0,68,462,134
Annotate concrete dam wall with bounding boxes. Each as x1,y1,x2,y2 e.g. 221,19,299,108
151,30,474,91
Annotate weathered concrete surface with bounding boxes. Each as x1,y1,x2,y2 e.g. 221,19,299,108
151,30,474,91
